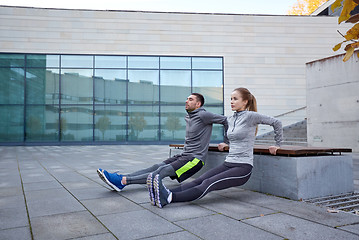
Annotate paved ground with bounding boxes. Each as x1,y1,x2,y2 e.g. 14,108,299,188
0,145,358,240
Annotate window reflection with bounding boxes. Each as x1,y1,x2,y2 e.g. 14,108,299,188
160,70,191,105
0,105,24,142
160,106,186,141
26,69,59,104
128,56,159,69
0,54,25,67
27,55,60,68
128,105,159,141
61,69,93,104
95,56,126,68
61,55,93,68
193,71,223,105
0,68,24,104
94,69,127,104
26,105,59,142
0,53,224,143
60,106,93,141
95,106,126,141
160,57,191,69
128,70,159,104
192,57,223,70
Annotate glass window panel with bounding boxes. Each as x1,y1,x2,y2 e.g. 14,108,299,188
128,70,159,104
128,56,159,69
160,70,191,105
94,69,127,104
0,105,24,142
26,54,60,68
61,55,93,68
25,105,59,142
192,57,223,70
95,56,126,68
128,105,159,141
60,105,93,141
26,69,60,104
160,106,186,141
192,71,223,105
61,69,93,104
0,68,24,104
95,105,126,141
0,54,25,67
160,57,191,69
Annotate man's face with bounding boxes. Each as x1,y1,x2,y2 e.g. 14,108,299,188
185,95,201,112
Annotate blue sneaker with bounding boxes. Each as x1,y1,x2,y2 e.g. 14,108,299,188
147,173,156,206
153,174,172,208
97,168,125,192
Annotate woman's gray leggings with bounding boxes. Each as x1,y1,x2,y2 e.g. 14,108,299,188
171,162,252,202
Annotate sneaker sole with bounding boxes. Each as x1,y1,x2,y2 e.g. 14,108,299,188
147,174,156,206
97,169,122,192
153,174,163,208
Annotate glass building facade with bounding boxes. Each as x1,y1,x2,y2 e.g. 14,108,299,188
0,53,224,144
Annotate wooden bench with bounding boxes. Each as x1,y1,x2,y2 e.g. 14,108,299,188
169,144,353,200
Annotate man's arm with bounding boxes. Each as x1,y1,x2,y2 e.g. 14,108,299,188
201,111,229,144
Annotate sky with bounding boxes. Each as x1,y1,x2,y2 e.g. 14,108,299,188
0,0,300,15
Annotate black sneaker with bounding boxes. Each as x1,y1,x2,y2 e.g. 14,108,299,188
153,174,172,208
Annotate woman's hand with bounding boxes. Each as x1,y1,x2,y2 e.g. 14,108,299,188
268,146,280,155
218,143,228,151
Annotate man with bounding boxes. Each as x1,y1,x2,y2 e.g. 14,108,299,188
97,93,228,205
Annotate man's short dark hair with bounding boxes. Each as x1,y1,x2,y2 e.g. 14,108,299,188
191,93,205,107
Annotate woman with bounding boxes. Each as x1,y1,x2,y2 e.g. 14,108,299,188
151,87,283,208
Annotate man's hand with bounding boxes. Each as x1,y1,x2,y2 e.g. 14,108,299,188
268,146,280,155
218,143,228,151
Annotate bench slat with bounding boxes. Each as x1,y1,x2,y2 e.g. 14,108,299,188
169,144,352,156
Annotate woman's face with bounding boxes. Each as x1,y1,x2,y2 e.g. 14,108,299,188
231,91,248,112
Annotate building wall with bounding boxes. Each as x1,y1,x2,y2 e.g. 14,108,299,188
306,51,359,152
0,6,347,134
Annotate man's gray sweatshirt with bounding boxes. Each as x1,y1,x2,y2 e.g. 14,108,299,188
226,110,282,166
182,107,229,163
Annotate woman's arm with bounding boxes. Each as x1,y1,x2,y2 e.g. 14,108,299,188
250,112,283,147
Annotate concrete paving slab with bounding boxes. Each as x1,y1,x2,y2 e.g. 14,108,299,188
81,196,143,216
263,197,359,227
25,188,73,203
19,169,55,184
118,185,153,204
0,195,25,210
68,186,116,201
98,209,182,239
0,174,22,188
0,186,23,197
61,179,99,190
194,193,277,220
0,227,32,240
242,212,359,240
175,213,283,240
338,223,359,235
27,192,86,218
23,180,62,192
0,207,28,230
31,211,109,240
144,230,201,240
72,232,118,240
141,202,216,222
